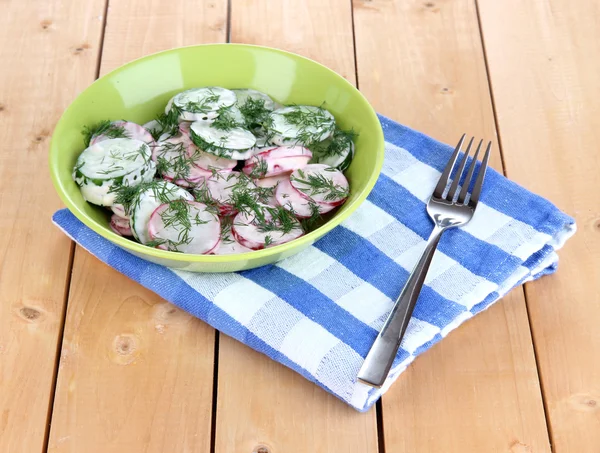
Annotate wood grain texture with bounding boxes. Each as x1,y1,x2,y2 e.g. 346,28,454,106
353,0,552,451
212,2,378,452
47,1,228,451
478,0,600,451
47,252,216,453
230,0,356,84
0,0,105,451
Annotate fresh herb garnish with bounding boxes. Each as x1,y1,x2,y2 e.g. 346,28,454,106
290,169,349,201
247,157,268,179
211,105,242,132
239,97,271,128
82,120,130,147
278,105,335,146
190,128,234,158
155,141,197,181
264,235,273,247
310,127,357,158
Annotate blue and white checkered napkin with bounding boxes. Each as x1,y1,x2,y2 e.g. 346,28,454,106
53,115,576,411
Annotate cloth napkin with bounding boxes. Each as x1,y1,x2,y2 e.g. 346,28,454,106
52,115,575,412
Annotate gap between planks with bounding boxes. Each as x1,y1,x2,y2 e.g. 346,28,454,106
42,1,110,450
473,0,554,448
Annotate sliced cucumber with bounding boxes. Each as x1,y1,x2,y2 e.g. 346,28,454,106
129,181,194,244
190,120,256,160
72,138,156,206
310,129,356,171
234,89,278,111
166,87,237,122
267,105,335,146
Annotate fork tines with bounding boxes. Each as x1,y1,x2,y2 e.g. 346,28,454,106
433,133,492,206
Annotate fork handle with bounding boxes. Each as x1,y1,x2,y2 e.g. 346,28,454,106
357,225,445,388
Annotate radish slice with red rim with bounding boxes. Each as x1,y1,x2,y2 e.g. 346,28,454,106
232,207,303,250
110,214,133,236
196,172,256,215
147,200,221,254
91,121,154,146
290,164,349,206
211,217,254,255
275,177,334,218
243,146,312,178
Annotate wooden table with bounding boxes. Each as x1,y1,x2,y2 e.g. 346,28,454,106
1,0,597,452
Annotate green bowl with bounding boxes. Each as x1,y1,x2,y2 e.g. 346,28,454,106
49,44,384,272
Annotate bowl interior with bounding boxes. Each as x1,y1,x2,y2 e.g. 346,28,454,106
50,44,384,263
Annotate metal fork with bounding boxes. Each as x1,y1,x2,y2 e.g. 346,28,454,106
357,134,492,388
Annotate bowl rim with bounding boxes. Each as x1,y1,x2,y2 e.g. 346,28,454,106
49,43,385,263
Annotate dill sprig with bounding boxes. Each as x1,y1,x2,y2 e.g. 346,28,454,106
300,201,323,231
148,113,180,141
189,128,234,158
280,105,335,146
264,235,273,247
247,157,268,179
82,120,130,147
310,127,357,158
239,97,271,128
291,169,349,201
211,105,242,131
155,141,198,181
108,180,185,216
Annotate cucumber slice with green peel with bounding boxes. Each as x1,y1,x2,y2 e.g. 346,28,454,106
234,89,278,128
267,105,335,146
234,89,278,111
72,138,156,206
166,87,237,122
190,121,256,160
310,129,356,171
129,181,194,244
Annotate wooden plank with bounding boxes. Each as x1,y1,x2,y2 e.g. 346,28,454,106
213,1,378,452
477,0,600,451
0,0,106,451
352,0,552,451
46,1,228,451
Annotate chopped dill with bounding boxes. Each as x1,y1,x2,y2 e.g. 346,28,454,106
310,128,357,158
264,235,273,247
82,120,130,147
239,97,271,128
247,157,268,179
211,105,242,131
291,169,349,201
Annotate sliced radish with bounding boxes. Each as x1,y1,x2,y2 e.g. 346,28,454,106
211,218,254,255
232,209,303,250
191,150,237,171
243,146,312,178
253,174,289,207
290,164,349,206
163,165,213,188
130,181,194,244
197,172,256,216
275,177,334,218
152,133,193,163
111,203,129,219
179,121,192,135
148,200,221,254
110,214,133,236
91,121,154,146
